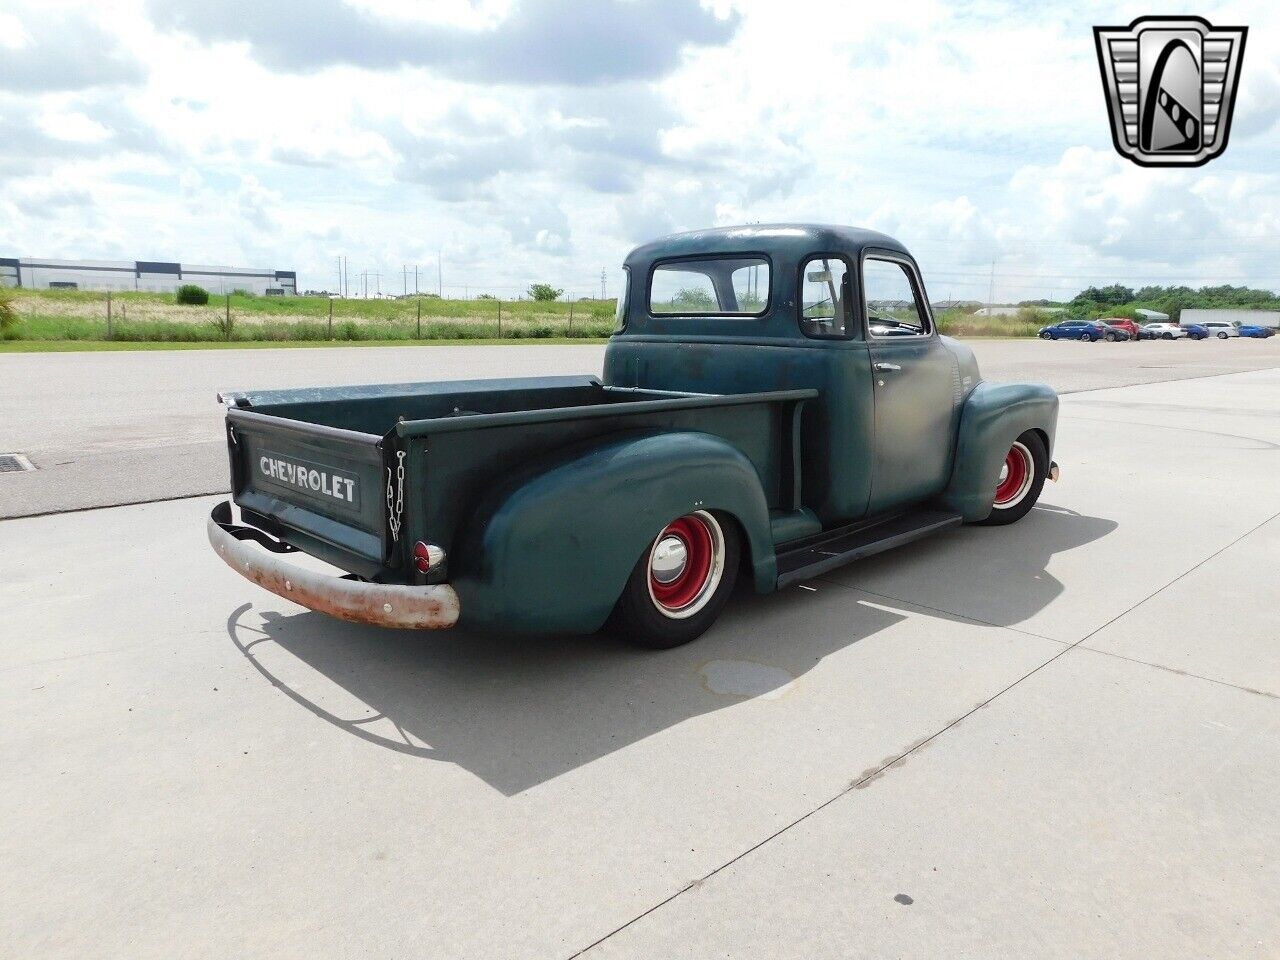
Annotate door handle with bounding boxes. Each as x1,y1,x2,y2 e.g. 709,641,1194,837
874,362,902,372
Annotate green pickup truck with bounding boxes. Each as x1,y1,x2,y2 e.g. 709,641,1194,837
209,224,1059,648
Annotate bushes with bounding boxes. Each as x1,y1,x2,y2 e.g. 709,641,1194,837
0,287,17,338
527,283,563,302
176,284,210,305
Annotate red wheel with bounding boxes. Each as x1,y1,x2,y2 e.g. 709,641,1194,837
994,442,1033,508
611,510,740,648
646,511,725,619
974,431,1047,527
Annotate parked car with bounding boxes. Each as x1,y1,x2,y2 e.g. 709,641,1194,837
1039,319,1111,341
1100,321,1133,341
1141,322,1188,340
1181,323,1210,340
208,224,1060,648
1238,323,1276,338
1101,318,1142,340
1202,320,1240,339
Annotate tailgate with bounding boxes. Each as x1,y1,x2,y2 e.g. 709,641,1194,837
225,407,394,576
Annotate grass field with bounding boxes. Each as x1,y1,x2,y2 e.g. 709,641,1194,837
0,288,1048,350
1,289,618,344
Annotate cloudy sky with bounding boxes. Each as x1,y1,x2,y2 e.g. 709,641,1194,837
1,0,1277,301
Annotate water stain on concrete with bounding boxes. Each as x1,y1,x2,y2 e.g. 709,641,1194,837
852,735,934,790
697,659,795,700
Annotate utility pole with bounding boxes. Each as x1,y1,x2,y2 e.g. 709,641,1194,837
403,264,408,297
337,257,343,296
437,248,443,298
600,269,607,300
987,260,996,314
414,265,419,296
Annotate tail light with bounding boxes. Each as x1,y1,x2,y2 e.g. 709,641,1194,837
413,541,444,574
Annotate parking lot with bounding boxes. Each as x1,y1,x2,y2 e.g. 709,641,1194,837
3,340,1279,958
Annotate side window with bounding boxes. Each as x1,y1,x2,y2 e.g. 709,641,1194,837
799,256,848,338
863,257,930,338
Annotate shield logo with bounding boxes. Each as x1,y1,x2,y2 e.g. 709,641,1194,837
1094,16,1247,167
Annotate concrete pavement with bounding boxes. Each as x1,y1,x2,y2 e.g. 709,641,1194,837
2,363,1278,957
2,337,1278,516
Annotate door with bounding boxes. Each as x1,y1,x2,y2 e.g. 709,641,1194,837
862,253,958,514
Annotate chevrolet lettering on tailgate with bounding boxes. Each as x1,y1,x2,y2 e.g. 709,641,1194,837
258,453,358,505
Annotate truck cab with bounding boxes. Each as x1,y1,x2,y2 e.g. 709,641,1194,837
209,224,1058,648
605,224,1047,528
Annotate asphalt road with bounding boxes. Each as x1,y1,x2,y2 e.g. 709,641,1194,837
2,337,1279,517
3,344,1280,958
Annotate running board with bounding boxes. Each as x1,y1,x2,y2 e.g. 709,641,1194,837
775,509,963,589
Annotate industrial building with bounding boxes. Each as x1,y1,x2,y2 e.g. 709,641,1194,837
1181,308,1280,328
0,257,296,296
974,305,1066,317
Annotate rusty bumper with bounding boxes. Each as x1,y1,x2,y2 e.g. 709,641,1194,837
207,503,459,630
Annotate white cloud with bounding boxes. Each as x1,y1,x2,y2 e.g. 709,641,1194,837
36,111,112,144
0,0,1278,301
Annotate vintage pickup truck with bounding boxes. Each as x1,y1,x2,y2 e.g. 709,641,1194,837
209,224,1059,648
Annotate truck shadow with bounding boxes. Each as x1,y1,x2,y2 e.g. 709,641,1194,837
822,503,1118,629
224,503,1115,796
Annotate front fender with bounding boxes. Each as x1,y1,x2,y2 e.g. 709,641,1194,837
939,381,1058,522
452,431,776,634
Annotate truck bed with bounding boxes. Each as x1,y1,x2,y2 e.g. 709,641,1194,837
221,376,816,580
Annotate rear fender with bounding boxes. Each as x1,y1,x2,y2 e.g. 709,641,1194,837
452,431,776,634
940,381,1059,522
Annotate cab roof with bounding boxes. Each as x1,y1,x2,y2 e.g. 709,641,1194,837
624,223,910,268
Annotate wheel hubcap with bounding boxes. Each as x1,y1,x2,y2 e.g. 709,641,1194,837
994,441,1034,508
647,511,725,620
650,535,688,585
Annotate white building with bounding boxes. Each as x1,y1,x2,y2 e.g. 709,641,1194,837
974,305,1065,317
1181,308,1280,328
0,257,296,296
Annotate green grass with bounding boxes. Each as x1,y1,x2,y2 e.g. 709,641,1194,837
0,289,618,348
0,288,1049,351
0,337,609,353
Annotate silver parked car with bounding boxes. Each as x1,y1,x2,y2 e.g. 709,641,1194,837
1202,320,1240,339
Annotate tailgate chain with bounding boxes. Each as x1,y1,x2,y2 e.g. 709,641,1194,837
386,449,406,542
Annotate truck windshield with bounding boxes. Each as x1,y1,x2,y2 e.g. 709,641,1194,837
649,257,769,315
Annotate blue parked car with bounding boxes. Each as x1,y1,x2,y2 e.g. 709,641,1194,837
1038,320,1113,342
1182,323,1210,340
1238,323,1276,338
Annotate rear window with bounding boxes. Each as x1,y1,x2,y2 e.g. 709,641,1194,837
649,257,769,316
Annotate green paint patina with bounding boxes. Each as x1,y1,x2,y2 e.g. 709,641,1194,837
217,224,1058,633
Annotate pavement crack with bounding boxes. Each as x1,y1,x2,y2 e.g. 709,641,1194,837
0,489,229,521
1073,646,1279,701
567,508,1280,959
1057,363,1280,396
